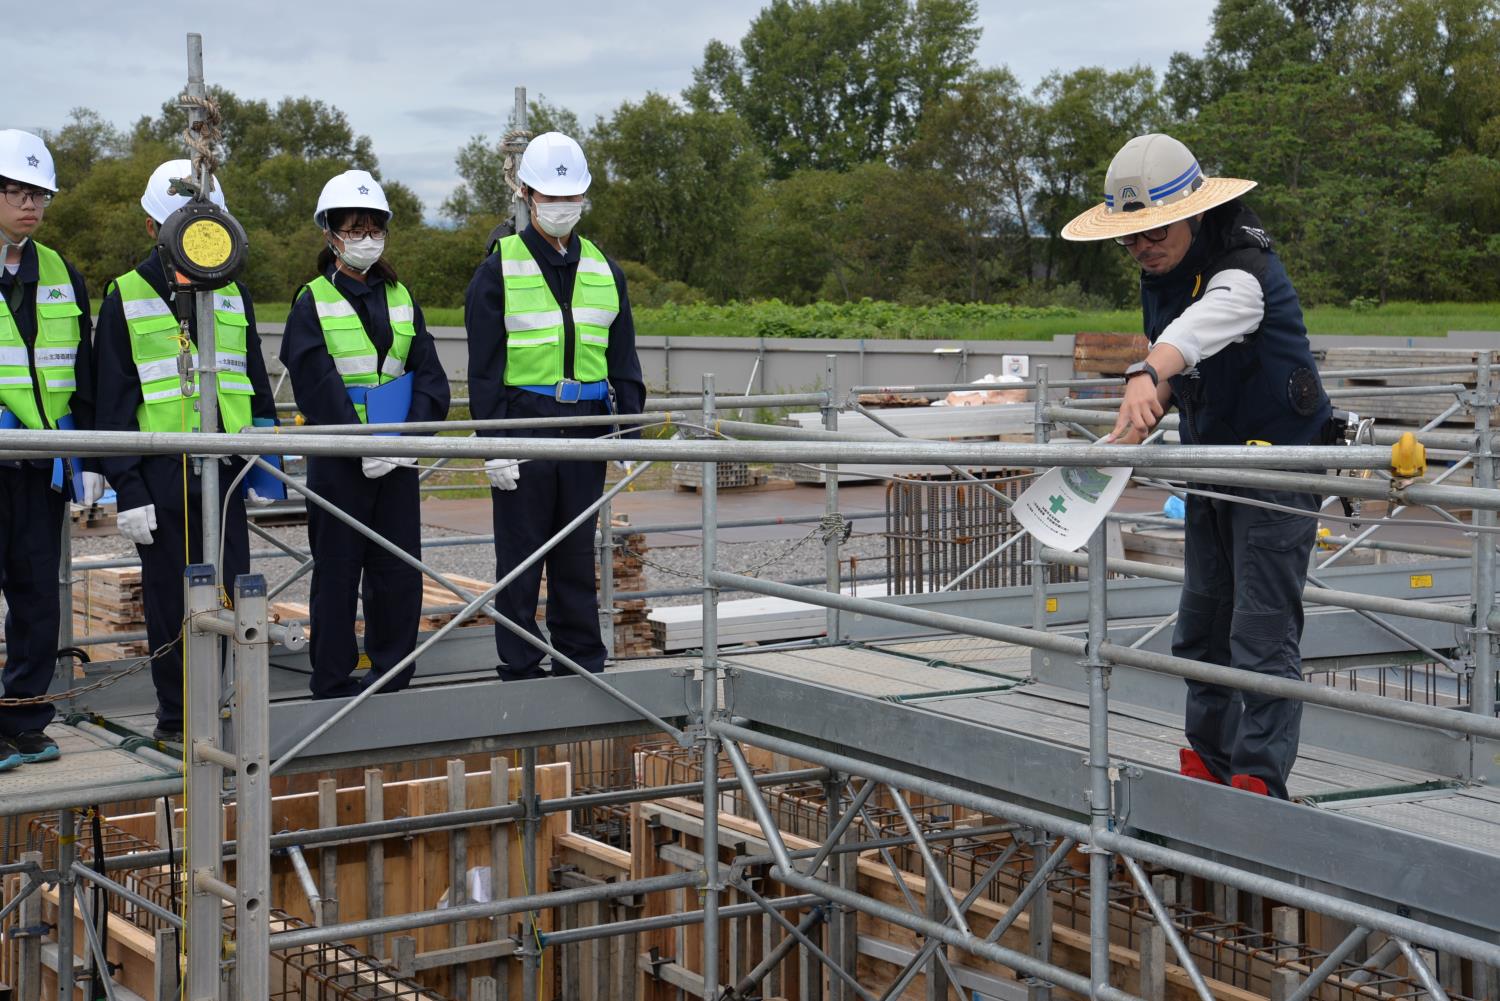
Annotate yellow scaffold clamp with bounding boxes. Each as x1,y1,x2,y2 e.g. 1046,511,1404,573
1390,431,1426,479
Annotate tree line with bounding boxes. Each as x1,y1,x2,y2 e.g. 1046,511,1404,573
30,0,1500,315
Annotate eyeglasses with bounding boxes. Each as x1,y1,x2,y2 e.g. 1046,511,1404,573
335,227,387,241
1114,226,1170,247
2,186,52,209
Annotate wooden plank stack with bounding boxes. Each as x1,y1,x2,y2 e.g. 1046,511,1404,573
71,566,150,661
1321,347,1497,426
1073,332,1147,397
607,517,653,656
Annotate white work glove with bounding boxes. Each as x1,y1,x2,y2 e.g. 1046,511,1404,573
246,487,275,508
485,457,520,491
117,504,158,546
80,472,107,506
362,456,396,479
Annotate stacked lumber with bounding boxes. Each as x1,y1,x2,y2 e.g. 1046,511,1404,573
269,573,497,636
1073,332,1147,396
607,518,653,655
71,566,149,661
1321,347,1496,426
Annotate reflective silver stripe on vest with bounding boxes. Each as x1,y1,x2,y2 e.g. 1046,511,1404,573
217,353,248,373
44,377,76,390
0,346,30,366
143,385,189,402
380,355,406,379
220,374,254,390
36,283,75,304
333,354,377,376
501,258,543,277
34,347,78,367
507,332,560,347
137,355,197,382
388,304,414,324
0,376,33,386
504,310,565,333
573,307,617,329
579,331,610,347
314,297,358,319
216,295,245,314
576,257,612,277
123,297,173,321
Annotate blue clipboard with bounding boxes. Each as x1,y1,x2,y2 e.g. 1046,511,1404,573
349,372,414,437
243,417,287,501
51,414,87,503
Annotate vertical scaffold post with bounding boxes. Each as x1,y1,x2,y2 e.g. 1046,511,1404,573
512,87,529,235
57,503,73,699
184,562,223,1001
700,373,723,996
1031,364,1051,631
822,355,840,641
233,573,270,1001
1085,521,1113,998
598,495,615,660
1473,350,1496,717
520,747,540,1001
183,33,221,570
57,810,77,1001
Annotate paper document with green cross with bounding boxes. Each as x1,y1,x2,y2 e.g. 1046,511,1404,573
1014,461,1132,552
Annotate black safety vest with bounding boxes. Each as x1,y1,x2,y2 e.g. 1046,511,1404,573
1142,205,1329,446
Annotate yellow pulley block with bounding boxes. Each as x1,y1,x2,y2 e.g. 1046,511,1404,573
1390,431,1426,479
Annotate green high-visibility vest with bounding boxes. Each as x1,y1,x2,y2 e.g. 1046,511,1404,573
498,234,618,385
301,276,416,423
112,270,255,434
0,242,81,430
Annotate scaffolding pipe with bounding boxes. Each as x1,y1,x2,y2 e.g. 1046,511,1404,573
712,720,1500,968
1043,404,1480,451
708,570,1500,741
266,867,704,950
1472,350,1497,717
285,845,322,920
1085,522,1112,999
540,894,823,948
699,373,723,997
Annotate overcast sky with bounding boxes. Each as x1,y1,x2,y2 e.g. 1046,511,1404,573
14,1,1218,221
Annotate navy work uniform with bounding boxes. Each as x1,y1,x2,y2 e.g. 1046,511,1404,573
1145,201,1331,800
94,250,277,734
280,269,449,698
465,225,645,680
0,241,93,740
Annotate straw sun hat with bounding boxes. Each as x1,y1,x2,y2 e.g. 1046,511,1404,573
1061,133,1256,242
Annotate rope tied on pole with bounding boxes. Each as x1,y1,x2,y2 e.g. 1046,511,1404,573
176,90,226,193
500,128,533,196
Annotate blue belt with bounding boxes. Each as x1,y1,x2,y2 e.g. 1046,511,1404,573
517,380,609,403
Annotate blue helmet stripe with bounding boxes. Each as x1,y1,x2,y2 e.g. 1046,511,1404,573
1148,161,1201,200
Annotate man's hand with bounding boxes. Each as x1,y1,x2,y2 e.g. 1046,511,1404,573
1111,373,1164,443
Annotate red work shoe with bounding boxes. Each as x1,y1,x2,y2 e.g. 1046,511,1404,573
1230,774,1270,796
1179,749,1225,784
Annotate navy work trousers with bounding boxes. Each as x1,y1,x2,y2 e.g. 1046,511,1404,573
1173,487,1319,799
490,446,607,682
134,456,250,732
0,464,65,734
306,457,422,699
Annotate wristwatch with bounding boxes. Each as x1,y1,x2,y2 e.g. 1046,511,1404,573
1124,361,1159,387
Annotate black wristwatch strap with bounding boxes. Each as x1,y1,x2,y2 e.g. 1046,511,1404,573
1125,361,1159,387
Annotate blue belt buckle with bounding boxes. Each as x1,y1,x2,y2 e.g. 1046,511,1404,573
555,379,583,404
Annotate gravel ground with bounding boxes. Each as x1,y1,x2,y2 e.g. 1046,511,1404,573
6,519,890,622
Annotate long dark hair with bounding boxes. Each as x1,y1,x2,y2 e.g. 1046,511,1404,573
314,207,399,284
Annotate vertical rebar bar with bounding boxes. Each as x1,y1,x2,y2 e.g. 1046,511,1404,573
521,747,539,1001
1473,350,1496,717
1085,520,1112,998
824,355,841,636
700,373,722,997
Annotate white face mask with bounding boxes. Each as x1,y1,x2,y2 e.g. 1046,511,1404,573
333,235,385,273
534,200,583,238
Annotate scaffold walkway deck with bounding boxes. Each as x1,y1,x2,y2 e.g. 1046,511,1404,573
0,719,181,816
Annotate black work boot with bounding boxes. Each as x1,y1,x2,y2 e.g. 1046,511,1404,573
13,730,59,764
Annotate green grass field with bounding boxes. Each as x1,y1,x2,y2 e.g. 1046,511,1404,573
253,300,1500,340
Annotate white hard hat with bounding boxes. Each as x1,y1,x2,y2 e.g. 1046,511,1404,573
141,159,227,224
518,132,591,197
0,130,57,192
313,169,391,228
1062,133,1255,242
